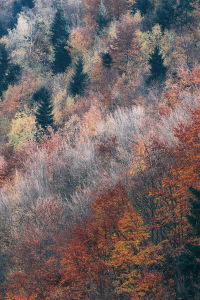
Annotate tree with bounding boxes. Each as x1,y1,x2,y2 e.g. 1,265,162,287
0,20,6,38
51,8,70,49
60,184,130,299
109,14,142,74
147,46,167,83
0,44,9,84
6,64,21,85
52,47,71,75
101,52,112,68
9,0,23,30
0,43,21,99
132,0,153,16
51,8,71,74
33,87,54,133
8,112,36,149
109,206,163,299
175,0,196,28
155,0,176,30
96,0,109,34
84,0,130,25
177,187,200,299
69,57,88,97
21,0,35,9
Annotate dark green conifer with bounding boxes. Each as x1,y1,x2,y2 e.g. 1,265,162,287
177,187,200,299
0,21,7,38
175,0,195,28
101,52,112,68
155,0,175,30
69,57,88,97
33,87,54,133
9,1,23,30
0,44,9,99
0,43,21,99
6,64,21,85
96,0,109,35
0,44,9,81
132,0,153,16
51,9,71,74
52,45,71,75
51,9,69,48
147,46,167,83
21,0,35,9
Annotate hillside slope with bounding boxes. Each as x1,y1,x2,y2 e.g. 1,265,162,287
0,1,200,299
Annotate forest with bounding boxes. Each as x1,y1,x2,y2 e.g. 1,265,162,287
0,0,200,299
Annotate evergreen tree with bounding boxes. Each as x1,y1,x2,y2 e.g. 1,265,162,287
0,43,21,99
101,52,112,68
51,8,71,74
0,44,9,81
52,45,71,75
0,44,9,99
175,0,195,28
33,87,54,133
96,0,109,35
132,0,153,16
177,187,200,299
6,64,21,85
21,0,35,9
9,0,23,30
155,0,175,30
51,8,70,48
69,57,88,97
0,21,7,39
147,46,167,83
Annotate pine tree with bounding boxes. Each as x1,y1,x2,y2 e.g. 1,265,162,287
9,0,23,30
101,52,112,68
52,45,71,75
147,46,167,83
6,64,21,85
187,188,200,237
132,0,153,16
0,44,9,81
33,87,54,133
0,44,9,99
21,0,35,9
51,8,69,48
155,0,175,30
0,43,21,99
177,187,200,299
96,0,109,35
69,57,88,97
0,21,6,39
175,0,195,28
51,8,71,74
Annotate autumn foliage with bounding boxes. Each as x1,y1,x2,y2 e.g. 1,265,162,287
0,0,200,299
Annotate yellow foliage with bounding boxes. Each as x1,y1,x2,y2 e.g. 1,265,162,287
141,24,175,66
82,105,102,137
66,96,75,107
110,207,163,297
8,112,36,149
129,139,147,176
53,90,68,124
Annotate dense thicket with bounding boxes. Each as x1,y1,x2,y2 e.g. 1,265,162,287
0,0,200,299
